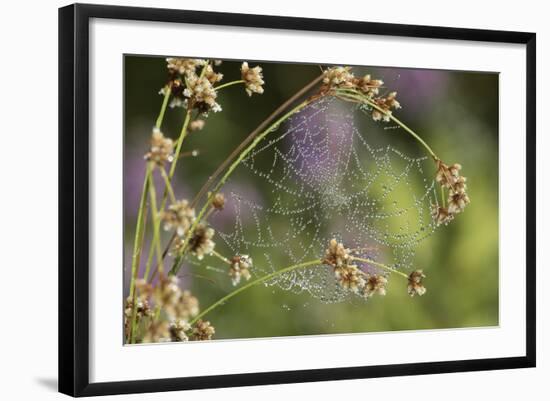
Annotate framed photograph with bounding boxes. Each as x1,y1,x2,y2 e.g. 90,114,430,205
58,3,536,397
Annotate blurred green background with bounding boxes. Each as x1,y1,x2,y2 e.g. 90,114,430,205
124,56,499,339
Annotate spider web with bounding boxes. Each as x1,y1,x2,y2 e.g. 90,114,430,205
216,97,439,303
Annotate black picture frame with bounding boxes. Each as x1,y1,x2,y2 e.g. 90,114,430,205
58,3,536,397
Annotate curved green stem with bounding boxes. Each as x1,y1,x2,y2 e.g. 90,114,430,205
350,256,409,279
127,85,173,343
189,259,322,325
169,108,192,180
160,108,192,212
170,98,318,275
144,164,164,281
159,167,177,205
211,249,231,264
129,167,150,299
156,86,171,129
335,89,438,161
214,80,245,91
128,167,150,343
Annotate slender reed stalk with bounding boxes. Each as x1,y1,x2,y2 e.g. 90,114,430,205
129,87,173,299
214,80,245,91
149,232,176,283
127,86,173,343
147,166,165,276
129,164,157,342
143,165,164,282
156,85,171,129
350,256,409,279
189,259,322,325
335,89,438,161
160,108,192,212
128,167,150,299
129,304,139,344
211,249,231,264
159,167,177,204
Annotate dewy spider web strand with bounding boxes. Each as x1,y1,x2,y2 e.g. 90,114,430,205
209,97,440,303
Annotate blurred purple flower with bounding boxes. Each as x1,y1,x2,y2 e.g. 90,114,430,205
371,67,449,116
283,99,354,191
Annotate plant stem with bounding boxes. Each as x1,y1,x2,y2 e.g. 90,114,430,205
149,167,165,275
440,186,446,207
159,167,177,204
160,108,192,212
189,259,322,325
129,86,172,299
168,109,192,179
129,164,156,343
127,85,172,344
129,306,139,344
156,86,171,129
178,150,199,159
152,206,217,281
129,167,151,299
214,80,245,91
350,256,409,279
144,164,164,281
335,89,438,161
143,231,157,282
170,97,319,275
211,249,231,264
150,231,179,282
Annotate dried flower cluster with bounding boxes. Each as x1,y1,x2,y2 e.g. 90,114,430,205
188,224,215,260
163,58,222,113
132,276,212,342
322,239,426,298
322,67,383,97
144,127,174,165
323,238,351,267
407,270,427,297
323,239,388,297
229,254,253,286
169,319,191,342
203,64,224,84
124,296,152,339
355,74,384,97
241,62,265,96
184,73,222,113
142,321,171,343
321,66,399,122
189,119,205,132
432,161,470,225
321,67,355,89
192,320,216,340
211,192,226,210
363,274,388,298
162,58,265,116
371,91,401,122
166,58,207,77
334,264,366,293
161,199,196,237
